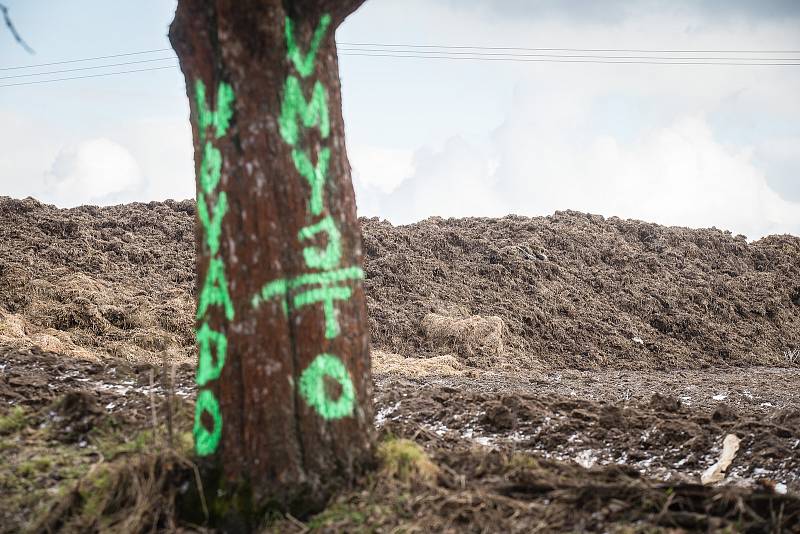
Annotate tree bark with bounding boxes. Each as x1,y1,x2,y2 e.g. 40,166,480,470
169,0,372,527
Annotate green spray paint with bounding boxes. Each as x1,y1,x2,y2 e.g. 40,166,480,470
200,141,223,194
251,279,289,315
248,14,361,422
298,215,341,270
197,191,228,255
295,285,352,339
298,353,355,420
285,14,331,78
195,79,235,139
279,76,330,147
289,266,364,288
251,267,363,336
194,389,223,456
197,257,235,321
292,147,330,216
193,78,236,457
196,322,228,387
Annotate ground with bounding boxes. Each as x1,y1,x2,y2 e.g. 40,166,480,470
0,197,798,532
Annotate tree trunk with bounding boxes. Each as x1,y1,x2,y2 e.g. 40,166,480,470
169,0,372,527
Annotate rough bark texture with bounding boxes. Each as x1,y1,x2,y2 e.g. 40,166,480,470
169,0,372,526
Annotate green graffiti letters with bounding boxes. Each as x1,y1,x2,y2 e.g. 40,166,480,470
196,322,227,387
251,279,289,315
295,285,352,339
285,13,331,78
299,215,341,270
290,266,364,288
197,257,235,321
298,353,355,420
194,389,223,456
249,14,360,422
292,147,330,216
196,79,235,139
279,76,330,146
193,78,235,456
197,191,228,256
252,267,363,335
200,142,223,194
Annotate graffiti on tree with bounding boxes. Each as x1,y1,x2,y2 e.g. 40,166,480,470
252,13,359,421
193,79,235,456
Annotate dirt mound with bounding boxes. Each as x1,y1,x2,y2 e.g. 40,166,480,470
0,197,195,366
1,196,798,370
361,213,800,369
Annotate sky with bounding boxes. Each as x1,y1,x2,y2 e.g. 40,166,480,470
1,1,799,240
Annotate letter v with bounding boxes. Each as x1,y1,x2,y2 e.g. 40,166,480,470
285,14,332,78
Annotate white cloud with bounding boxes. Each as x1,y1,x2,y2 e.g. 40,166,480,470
340,0,800,238
367,136,505,222
349,144,414,193
371,103,800,239
581,118,798,238
0,111,63,200
349,143,415,218
43,138,144,207
0,109,194,207
116,118,195,202
755,137,800,203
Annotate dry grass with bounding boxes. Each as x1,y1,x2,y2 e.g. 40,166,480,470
372,349,465,377
422,312,505,367
0,270,194,366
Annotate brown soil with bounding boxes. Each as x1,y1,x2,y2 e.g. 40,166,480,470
2,197,798,371
1,196,798,532
0,197,196,366
361,214,800,370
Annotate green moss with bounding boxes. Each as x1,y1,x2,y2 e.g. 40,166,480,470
0,406,28,434
32,456,53,472
78,465,113,519
94,429,154,460
0,436,17,453
377,438,439,484
307,503,367,530
507,452,542,472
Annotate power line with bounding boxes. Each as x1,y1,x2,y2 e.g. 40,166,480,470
338,42,800,54
3,44,799,88
4,42,800,73
339,52,800,66
0,48,172,71
6,49,797,85
0,57,177,80
338,46,800,62
0,65,176,88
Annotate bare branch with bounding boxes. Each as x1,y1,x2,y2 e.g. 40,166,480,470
0,3,35,54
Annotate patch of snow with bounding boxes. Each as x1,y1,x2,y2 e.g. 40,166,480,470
575,450,597,469
375,401,401,427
